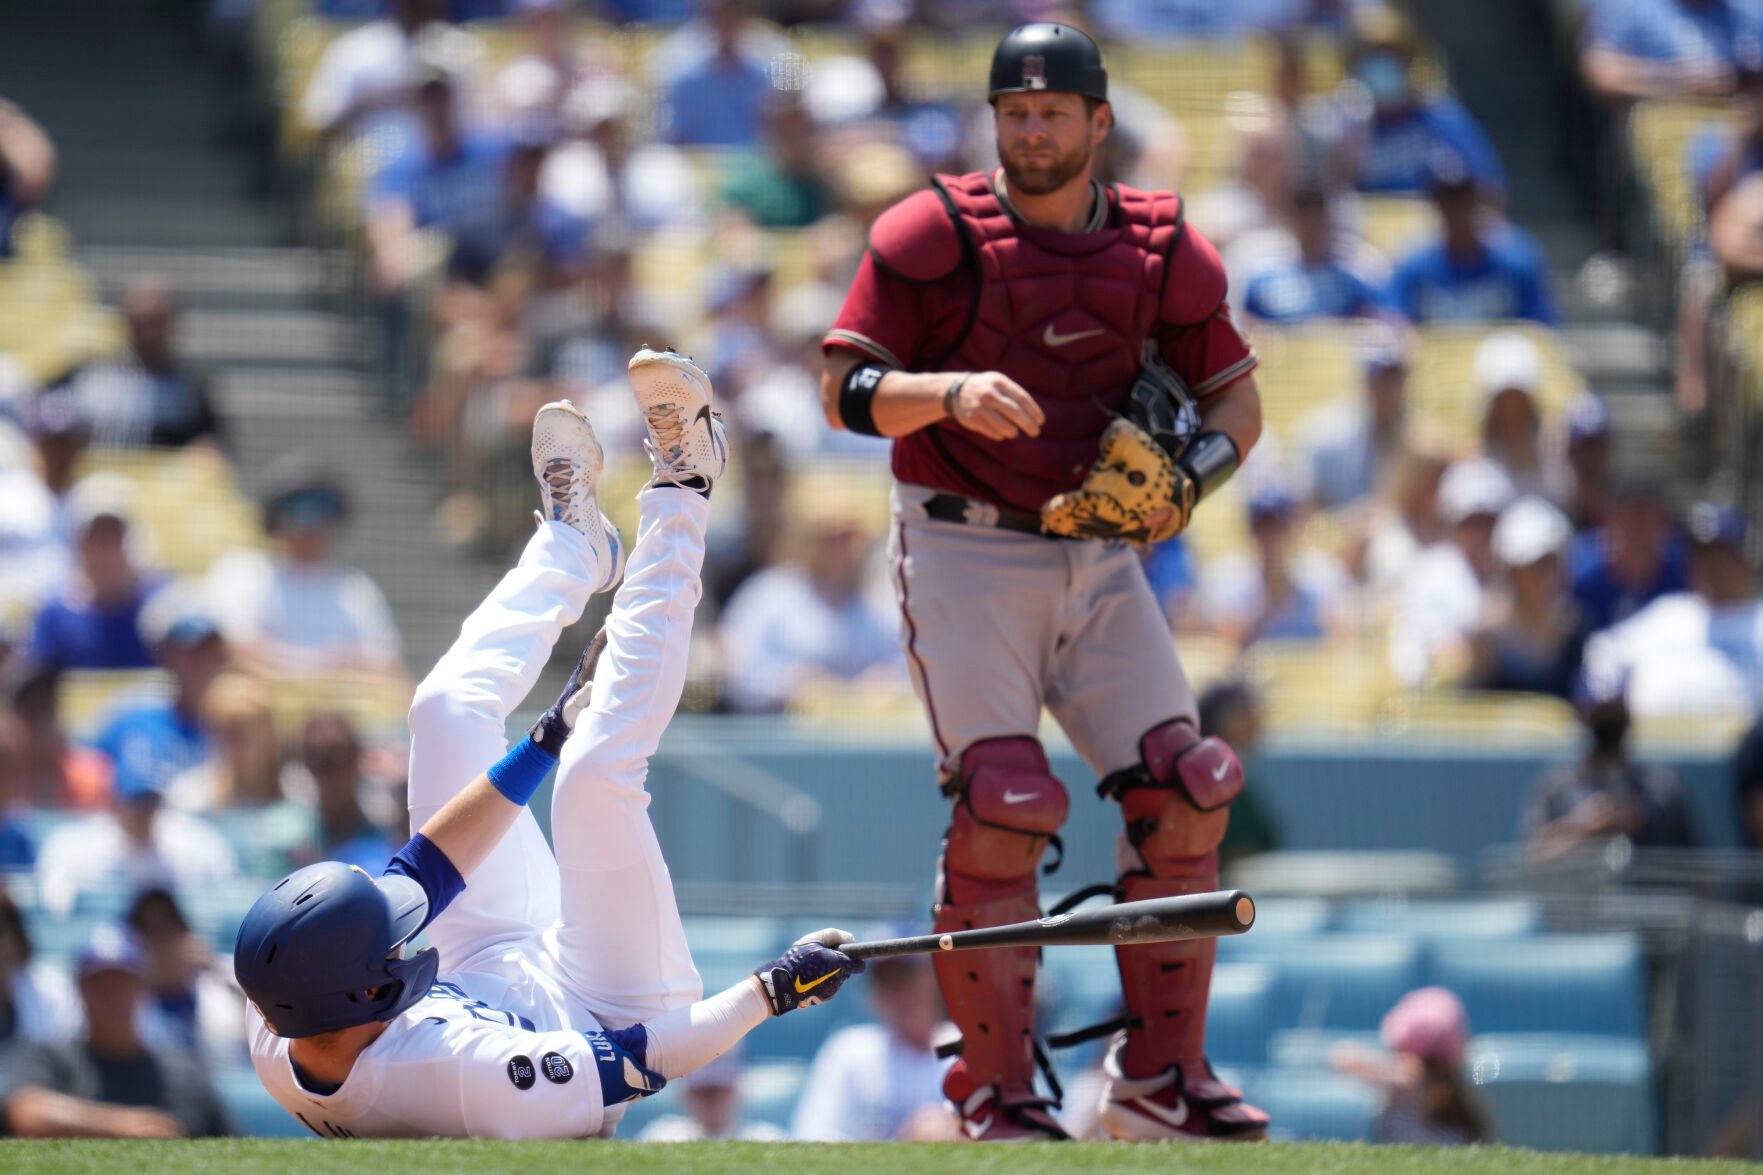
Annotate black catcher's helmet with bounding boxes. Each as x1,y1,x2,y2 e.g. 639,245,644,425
988,23,1108,104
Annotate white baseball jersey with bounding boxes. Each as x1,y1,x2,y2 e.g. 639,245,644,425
247,497,712,1139
247,947,674,1139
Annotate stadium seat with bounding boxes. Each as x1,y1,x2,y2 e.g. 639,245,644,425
1203,961,1277,1066
1240,1066,1380,1142
1242,896,1334,937
1427,933,1647,1038
1226,934,1425,1035
1334,898,1543,939
1266,1027,1382,1068
1467,1033,1657,1153
1226,851,1461,898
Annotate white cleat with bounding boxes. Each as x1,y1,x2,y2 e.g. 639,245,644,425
531,400,624,592
627,347,728,493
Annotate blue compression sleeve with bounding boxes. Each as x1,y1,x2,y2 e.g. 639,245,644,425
384,833,466,931
486,735,555,807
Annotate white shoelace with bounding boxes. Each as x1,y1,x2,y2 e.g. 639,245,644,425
542,457,581,518
644,404,686,469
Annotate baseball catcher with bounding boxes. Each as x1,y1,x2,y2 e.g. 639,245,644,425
820,23,1268,1142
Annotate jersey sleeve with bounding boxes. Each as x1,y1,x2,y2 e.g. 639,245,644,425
1157,219,1258,398
823,250,929,370
420,1024,615,1140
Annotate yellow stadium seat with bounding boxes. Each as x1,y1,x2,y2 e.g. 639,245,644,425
1409,322,1583,437
1358,195,1436,256
1247,638,1394,737
1629,98,1740,254
58,670,172,739
80,448,265,577
1373,689,1578,745
276,16,349,157
268,672,414,741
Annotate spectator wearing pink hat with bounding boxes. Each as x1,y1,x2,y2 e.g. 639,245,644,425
1332,986,1492,1146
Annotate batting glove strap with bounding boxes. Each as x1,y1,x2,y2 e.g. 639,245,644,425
753,942,864,1016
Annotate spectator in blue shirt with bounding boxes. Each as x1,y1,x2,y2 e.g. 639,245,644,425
365,66,512,299
1242,182,1391,323
445,124,589,288
1570,481,1689,634
660,0,776,149
28,477,160,672
1582,0,1763,103
1388,152,1558,325
91,605,228,803
0,98,54,260
1342,8,1505,196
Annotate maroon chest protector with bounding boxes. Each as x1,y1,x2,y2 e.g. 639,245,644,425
893,172,1184,515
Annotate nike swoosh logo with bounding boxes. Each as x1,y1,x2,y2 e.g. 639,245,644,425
1136,1094,1189,1128
1002,789,1039,804
697,404,727,460
1043,324,1105,348
793,969,841,994
1211,761,1230,782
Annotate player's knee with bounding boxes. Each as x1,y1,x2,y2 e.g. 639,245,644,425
943,737,1069,883
1101,719,1242,868
407,670,501,744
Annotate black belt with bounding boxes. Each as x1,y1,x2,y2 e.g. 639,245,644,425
922,492,1047,536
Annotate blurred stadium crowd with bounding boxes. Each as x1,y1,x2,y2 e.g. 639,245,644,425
1,0,1763,1152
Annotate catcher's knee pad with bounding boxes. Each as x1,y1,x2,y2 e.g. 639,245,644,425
1100,719,1243,1076
934,737,1069,1091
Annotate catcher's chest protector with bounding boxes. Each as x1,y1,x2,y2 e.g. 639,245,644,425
928,173,1183,503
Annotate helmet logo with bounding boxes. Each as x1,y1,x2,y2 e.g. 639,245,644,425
1022,55,1047,91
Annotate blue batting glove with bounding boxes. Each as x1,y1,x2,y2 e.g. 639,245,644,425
530,627,607,756
754,930,864,1016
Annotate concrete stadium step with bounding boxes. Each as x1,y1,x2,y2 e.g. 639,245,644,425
76,246,350,310
47,198,286,249
179,307,376,368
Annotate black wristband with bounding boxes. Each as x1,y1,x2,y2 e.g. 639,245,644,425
837,361,891,437
1177,431,1241,501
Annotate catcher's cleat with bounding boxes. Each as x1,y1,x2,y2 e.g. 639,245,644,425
628,347,727,494
531,400,624,593
1095,1038,1269,1141
944,1061,1069,1143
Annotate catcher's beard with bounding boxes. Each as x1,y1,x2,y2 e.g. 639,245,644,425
998,135,1095,197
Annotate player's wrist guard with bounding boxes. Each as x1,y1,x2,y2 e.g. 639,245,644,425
1176,430,1239,502
837,361,891,436
753,940,864,1016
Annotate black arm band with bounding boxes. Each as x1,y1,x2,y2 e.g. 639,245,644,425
837,361,892,437
1177,431,1241,501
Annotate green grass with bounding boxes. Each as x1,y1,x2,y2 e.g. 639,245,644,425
1,1140,1757,1174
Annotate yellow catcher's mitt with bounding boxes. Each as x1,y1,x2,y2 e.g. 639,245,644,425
1040,416,1196,543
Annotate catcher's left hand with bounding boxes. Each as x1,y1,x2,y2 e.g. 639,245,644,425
1041,417,1196,543
753,929,865,1016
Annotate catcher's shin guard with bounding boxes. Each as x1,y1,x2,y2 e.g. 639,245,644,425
933,737,1069,1130
1100,721,1251,1087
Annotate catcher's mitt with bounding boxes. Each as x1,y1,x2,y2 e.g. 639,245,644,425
1040,416,1196,543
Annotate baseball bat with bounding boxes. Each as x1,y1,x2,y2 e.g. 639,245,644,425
837,891,1255,962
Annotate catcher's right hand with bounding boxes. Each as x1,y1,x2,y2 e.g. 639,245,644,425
753,929,865,1016
1040,417,1196,543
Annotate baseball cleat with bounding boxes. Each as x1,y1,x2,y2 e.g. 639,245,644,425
944,1061,1068,1142
531,400,624,592
1095,1038,1269,1141
628,346,727,493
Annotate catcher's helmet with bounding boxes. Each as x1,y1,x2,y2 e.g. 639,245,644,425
234,861,439,1038
988,23,1108,104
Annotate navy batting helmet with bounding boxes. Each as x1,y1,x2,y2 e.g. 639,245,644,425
988,23,1108,104
234,862,439,1038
